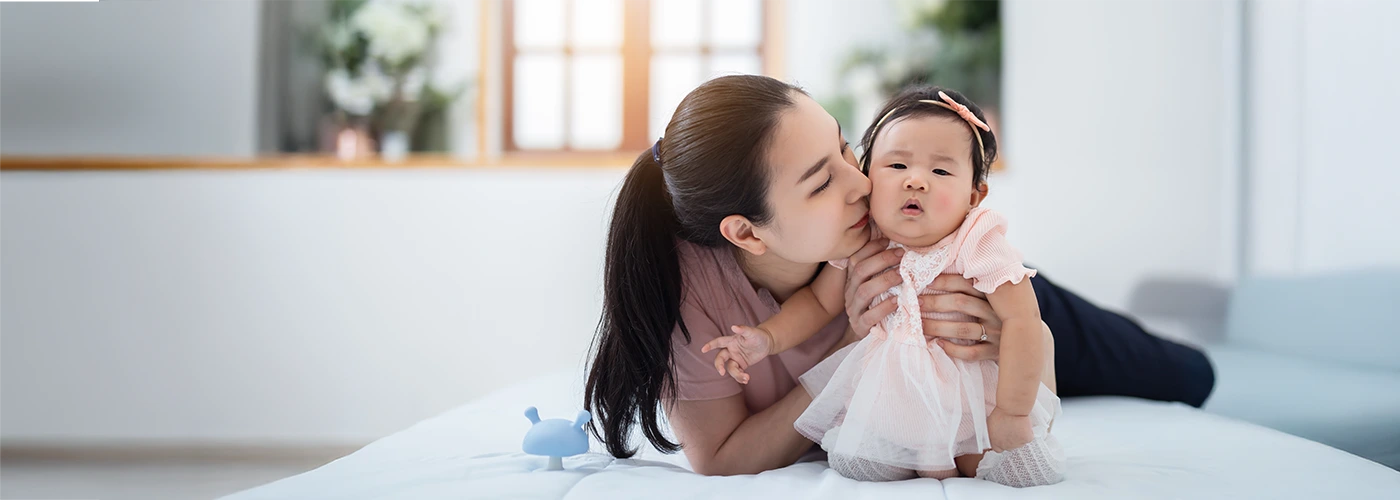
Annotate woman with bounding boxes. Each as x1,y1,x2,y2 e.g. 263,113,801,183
584,75,1213,476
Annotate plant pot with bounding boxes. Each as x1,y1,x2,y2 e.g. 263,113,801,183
321,115,376,161
380,130,411,162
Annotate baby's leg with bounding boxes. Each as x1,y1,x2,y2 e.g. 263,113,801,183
955,453,984,478
828,454,917,482
916,468,959,479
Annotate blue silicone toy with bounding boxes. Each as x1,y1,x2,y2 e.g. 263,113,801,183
522,406,591,470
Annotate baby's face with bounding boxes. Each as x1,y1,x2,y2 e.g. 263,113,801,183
866,115,985,247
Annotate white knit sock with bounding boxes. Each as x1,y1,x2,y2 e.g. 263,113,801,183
828,454,918,482
975,435,1067,487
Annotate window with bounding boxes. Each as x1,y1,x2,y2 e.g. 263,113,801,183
503,0,772,153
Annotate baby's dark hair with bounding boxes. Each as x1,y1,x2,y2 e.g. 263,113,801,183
857,86,999,188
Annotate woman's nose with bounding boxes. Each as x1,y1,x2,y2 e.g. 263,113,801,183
842,163,871,203
846,171,871,203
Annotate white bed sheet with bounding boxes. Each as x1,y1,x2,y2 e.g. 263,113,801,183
225,371,1399,500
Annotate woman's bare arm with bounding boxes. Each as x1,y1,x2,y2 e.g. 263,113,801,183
671,326,862,476
668,380,815,476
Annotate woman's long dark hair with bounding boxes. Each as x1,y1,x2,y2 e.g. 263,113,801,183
858,86,999,187
585,75,804,458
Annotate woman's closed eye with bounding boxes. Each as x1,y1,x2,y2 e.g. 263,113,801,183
812,174,833,195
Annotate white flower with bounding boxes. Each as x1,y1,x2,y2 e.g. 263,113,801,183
894,0,947,29
414,1,450,32
352,1,430,67
322,23,355,54
399,67,427,102
325,69,376,116
362,63,397,103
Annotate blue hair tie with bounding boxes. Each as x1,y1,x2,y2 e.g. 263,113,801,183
651,138,663,165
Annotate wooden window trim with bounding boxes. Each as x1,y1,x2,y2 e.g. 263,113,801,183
502,0,779,157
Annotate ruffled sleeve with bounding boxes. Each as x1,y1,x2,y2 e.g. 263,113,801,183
955,208,1037,295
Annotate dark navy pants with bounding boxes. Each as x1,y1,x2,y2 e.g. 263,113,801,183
1031,272,1216,407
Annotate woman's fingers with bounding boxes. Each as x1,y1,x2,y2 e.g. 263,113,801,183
853,269,901,310
842,242,900,337
845,247,900,306
857,298,898,337
923,319,994,342
918,293,1000,329
929,274,987,299
916,290,1004,344
936,339,999,362
851,247,903,287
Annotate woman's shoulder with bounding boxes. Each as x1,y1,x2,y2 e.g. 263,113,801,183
675,240,747,310
676,240,734,286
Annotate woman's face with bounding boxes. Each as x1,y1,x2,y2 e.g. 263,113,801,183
751,93,871,264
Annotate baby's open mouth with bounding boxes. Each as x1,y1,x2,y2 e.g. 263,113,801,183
901,198,924,216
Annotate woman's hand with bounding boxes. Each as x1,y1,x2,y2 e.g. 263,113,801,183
843,238,903,339
922,275,1003,361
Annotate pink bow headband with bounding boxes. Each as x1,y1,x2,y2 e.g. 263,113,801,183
871,91,991,164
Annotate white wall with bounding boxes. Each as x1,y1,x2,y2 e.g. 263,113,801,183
0,1,262,157
1,168,624,444
994,0,1238,317
1246,0,1400,275
439,0,483,159
782,0,900,100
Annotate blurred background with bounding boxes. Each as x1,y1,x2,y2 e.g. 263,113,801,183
2,0,1397,498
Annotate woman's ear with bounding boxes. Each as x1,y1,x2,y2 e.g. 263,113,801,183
970,182,989,208
720,215,767,256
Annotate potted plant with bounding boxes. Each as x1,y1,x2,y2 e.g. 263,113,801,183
314,0,467,161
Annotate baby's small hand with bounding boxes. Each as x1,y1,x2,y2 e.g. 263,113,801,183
986,407,1034,452
700,325,776,384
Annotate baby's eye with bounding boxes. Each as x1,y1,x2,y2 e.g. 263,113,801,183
933,168,951,176
889,163,907,170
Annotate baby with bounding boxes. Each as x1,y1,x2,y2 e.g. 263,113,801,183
703,86,1065,486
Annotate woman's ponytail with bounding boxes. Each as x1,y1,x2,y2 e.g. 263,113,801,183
585,148,686,457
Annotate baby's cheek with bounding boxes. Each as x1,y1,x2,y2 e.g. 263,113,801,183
935,193,961,211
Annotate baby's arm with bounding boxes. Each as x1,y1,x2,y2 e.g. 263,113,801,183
984,279,1046,451
701,264,847,383
757,263,847,351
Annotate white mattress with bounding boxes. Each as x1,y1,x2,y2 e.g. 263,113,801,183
224,371,1400,499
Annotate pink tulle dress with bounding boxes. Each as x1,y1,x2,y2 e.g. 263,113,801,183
794,207,1062,475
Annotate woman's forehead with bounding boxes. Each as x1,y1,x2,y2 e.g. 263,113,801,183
764,94,839,183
